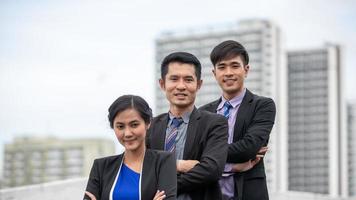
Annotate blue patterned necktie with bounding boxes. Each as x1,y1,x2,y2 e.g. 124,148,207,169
223,101,233,118
165,117,184,152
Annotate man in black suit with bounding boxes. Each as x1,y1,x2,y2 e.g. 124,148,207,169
200,40,276,200
147,52,228,200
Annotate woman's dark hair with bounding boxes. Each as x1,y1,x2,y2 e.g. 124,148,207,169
108,95,153,128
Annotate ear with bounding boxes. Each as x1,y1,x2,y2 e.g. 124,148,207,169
212,68,216,77
244,65,250,77
197,79,203,90
159,79,165,90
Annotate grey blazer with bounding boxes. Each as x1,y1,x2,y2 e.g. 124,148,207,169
84,149,177,200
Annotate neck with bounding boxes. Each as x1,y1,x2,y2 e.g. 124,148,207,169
169,104,194,117
223,88,245,100
124,145,145,163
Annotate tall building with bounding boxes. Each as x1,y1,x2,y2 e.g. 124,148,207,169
154,19,288,192
348,102,356,197
3,136,115,188
287,44,347,197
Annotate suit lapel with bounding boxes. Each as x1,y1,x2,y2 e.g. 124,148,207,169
103,154,124,200
141,150,153,200
233,89,254,141
183,107,200,159
205,99,220,113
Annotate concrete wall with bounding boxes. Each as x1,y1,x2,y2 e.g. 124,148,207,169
0,178,353,200
0,178,87,200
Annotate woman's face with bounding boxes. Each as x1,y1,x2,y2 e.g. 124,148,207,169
113,108,149,152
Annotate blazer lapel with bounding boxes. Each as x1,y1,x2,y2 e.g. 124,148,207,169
183,107,200,159
233,89,254,141
205,99,220,113
141,150,153,200
104,154,124,200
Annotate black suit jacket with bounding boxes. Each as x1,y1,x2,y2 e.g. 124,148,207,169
147,107,228,200
84,149,177,200
200,89,276,200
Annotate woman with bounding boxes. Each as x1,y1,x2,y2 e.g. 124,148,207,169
84,95,177,200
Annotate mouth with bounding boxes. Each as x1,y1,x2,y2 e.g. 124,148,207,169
123,138,136,143
223,78,237,82
174,93,187,97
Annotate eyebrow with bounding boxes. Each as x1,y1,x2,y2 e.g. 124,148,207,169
218,61,242,66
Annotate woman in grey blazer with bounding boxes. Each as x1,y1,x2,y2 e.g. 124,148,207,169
84,95,177,200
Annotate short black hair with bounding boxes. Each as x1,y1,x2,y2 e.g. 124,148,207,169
160,52,202,80
210,40,249,66
108,95,152,128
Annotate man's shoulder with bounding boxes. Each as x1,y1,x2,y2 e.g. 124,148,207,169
151,112,168,123
199,99,220,112
247,89,275,104
196,108,226,122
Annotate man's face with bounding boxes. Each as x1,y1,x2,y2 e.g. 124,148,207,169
160,62,202,110
213,55,249,99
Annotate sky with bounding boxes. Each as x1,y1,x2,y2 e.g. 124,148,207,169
0,0,356,175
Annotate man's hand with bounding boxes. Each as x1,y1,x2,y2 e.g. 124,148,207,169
231,157,261,172
177,160,200,173
257,146,268,157
230,146,268,172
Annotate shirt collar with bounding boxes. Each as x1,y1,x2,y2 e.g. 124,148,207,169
168,111,191,124
217,88,246,111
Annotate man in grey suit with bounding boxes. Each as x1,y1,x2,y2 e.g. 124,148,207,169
200,40,276,200
147,52,228,200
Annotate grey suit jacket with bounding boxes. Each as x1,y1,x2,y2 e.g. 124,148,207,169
200,89,276,200
84,149,177,200
147,107,228,200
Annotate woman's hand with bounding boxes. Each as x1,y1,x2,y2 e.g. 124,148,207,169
84,191,97,200
153,190,166,200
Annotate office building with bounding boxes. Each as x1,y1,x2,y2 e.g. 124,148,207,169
287,44,347,197
3,136,115,188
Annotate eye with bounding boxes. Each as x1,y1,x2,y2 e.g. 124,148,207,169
232,65,240,69
131,122,140,128
185,77,194,82
115,124,124,130
169,76,178,81
217,65,225,70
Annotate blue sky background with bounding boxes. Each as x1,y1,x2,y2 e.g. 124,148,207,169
1,0,355,176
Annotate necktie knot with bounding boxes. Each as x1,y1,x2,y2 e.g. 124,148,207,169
223,101,233,118
171,117,184,128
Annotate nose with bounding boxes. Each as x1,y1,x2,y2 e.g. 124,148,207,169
224,66,233,76
176,79,186,90
123,128,133,137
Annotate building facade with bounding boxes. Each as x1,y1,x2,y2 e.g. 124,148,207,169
155,19,287,192
348,102,356,196
2,137,115,188
287,44,347,197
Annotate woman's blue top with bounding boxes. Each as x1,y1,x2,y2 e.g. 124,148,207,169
113,163,140,200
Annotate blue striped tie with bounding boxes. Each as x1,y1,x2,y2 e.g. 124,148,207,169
223,101,233,118
165,117,184,152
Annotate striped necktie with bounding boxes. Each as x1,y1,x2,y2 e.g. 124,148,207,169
223,101,233,118
165,117,184,152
